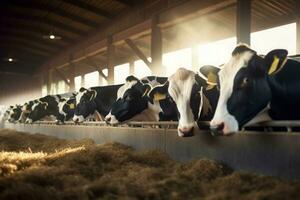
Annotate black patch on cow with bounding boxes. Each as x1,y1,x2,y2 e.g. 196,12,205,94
75,85,123,119
126,75,139,82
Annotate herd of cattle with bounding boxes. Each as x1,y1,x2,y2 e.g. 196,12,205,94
2,44,300,137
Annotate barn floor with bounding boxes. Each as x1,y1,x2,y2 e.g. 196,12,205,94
0,129,299,200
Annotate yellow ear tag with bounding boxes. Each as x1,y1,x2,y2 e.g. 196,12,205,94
206,72,217,85
206,84,215,91
268,56,279,75
69,103,75,109
154,93,166,101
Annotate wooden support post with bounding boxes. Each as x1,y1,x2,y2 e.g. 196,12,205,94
297,18,300,54
47,70,52,95
125,39,151,68
151,16,163,75
129,60,135,75
236,0,251,45
68,65,75,92
107,36,115,85
192,45,199,71
54,68,71,87
81,74,85,88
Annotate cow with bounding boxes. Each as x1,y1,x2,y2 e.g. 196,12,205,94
148,67,220,137
209,44,300,135
57,94,76,123
104,76,178,124
18,100,36,123
7,105,22,123
73,84,123,123
0,105,10,123
25,95,63,123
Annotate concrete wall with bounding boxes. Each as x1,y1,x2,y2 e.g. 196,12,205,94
0,74,42,105
4,122,300,180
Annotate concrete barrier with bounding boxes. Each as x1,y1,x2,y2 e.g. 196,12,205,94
3,122,300,180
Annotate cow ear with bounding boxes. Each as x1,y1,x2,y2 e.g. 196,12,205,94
264,49,288,75
148,81,169,102
199,65,220,86
79,87,86,92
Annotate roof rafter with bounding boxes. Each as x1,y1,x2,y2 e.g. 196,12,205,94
8,1,99,28
61,0,116,19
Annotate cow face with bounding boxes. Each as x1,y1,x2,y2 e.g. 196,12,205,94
8,105,22,122
26,101,48,123
73,88,97,123
149,68,208,137
58,96,76,122
210,44,288,135
105,76,151,124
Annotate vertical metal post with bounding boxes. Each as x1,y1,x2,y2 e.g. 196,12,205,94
236,0,251,45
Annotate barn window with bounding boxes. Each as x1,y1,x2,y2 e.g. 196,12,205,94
50,83,57,95
198,37,237,68
163,48,192,76
84,71,99,88
114,63,129,84
41,85,47,96
134,59,152,79
100,68,108,86
251,23,296,55
57,80,66,94
74,76,82,91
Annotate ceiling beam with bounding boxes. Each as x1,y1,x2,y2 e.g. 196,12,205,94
8,1,98,28
0,36,57,53
1,12,85,37
125,39,151,68
0,29,65,49
114,0,136,6
0,42,52,57
61,0,116,19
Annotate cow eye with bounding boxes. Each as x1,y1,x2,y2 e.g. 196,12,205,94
240,77,248,88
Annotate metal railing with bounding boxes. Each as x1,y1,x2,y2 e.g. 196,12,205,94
14,120,300,133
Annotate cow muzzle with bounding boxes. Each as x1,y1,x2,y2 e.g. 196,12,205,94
178,126,194,137
210,122,224,136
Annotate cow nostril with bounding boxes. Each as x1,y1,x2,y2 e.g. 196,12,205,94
178,127,194,137
210,122,225,136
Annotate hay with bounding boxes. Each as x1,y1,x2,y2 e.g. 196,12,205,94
0,129,299,200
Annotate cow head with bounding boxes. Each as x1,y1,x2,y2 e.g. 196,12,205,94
210,44,288,135
148,68,211,137
8,105,22,122
73,88,97,123
18,101,35,123
105,76,151,124
26,101,49,123
58,95,76,123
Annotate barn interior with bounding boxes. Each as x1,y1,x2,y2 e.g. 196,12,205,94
0,0,299,104
1,0,300,199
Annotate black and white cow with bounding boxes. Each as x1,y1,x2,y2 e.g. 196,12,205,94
148,67,220,137
25,95,63,123
57,94,76,123
105,76,178,124
73,84,123,123
210,44,300,135
7,105,22,123
18,100,36,123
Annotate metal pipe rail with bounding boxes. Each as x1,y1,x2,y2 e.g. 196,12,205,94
24,120,300,133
